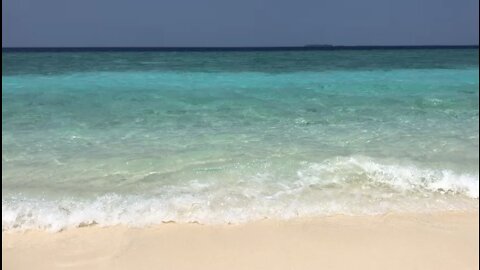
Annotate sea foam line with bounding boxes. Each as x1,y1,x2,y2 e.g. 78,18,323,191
2,156,478,232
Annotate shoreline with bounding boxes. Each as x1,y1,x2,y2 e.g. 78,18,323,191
3,211,479,270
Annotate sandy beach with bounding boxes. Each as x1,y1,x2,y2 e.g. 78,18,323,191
2,212,478,270
3,0,480,267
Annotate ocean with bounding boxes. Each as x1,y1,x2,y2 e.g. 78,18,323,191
2,48,479,231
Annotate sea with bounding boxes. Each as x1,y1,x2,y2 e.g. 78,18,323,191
2,47,479,231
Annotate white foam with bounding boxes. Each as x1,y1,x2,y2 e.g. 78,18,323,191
2,156,478,232
300,156,479,198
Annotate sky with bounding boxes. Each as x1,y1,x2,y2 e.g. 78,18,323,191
2,0,479,47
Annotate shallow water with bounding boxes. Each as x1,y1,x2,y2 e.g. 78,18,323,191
2,49,479,231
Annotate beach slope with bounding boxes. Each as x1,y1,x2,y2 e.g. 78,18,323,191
2,212,478,270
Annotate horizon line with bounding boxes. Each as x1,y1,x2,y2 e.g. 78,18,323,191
3,44,479,51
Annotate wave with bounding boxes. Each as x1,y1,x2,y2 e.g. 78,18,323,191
2,156,478,232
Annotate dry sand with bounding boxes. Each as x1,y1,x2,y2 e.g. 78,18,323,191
2,212,479,270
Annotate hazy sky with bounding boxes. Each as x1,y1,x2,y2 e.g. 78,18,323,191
2,0,479,47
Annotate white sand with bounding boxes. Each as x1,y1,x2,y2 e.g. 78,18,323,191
2,212,479,270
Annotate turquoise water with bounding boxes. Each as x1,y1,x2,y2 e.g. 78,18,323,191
2,49,479,231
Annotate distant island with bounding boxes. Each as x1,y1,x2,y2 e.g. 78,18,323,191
304,44,334,47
